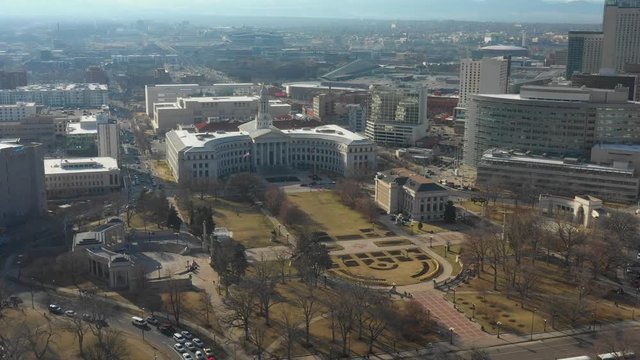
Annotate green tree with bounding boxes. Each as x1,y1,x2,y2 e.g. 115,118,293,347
191,207,215,237
293,233,332,286
166,205,182,232
211,239,248,292
444,201,457,223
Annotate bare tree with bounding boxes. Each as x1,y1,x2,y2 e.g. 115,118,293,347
281,311,300,360
252,259,277,326
554,219,586,270
514,264,540,307
84,328,130,360
62,307,91,357
467,232,489,273
264,185,287,215
165,276,184,326
56,252,88,286
23,318,55,360
274,247,292,283
364,299,389,354
225,281,255,341
196,291,211,327
251,322,268,360
334,300,354,356
295,285,318,345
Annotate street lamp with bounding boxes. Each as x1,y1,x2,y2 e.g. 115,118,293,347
430,236,433,248
449,327,454,345
543,319,547,332
471,303,476,319
496,321,502,338
530,308,537,341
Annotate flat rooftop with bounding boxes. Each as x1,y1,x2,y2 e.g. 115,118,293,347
44,157,119,175
1,83,108,92
482,150,635,175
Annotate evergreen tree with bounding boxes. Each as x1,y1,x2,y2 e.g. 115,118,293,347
166,205,182,232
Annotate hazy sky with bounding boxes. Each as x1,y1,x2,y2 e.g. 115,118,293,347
1,0,605,23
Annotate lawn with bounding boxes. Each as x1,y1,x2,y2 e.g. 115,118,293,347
287,191,390,240
444,260,635,336
151,160,177,183
210,198,280,248
431,244,463,276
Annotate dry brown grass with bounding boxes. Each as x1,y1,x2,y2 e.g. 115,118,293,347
448,260,634,336
151,160,177,183
288,191,390,240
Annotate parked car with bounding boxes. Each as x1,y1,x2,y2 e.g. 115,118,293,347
182,353,193,360
145,315,159,325
48,304,63,314
192,338,204,347
185,342,196,351
65,310,76,317
194,351,206,359
203,348,214,357
174,343,186,352
131,316,147,327
158,324,175,336
173,333,186,343
181,330,193,339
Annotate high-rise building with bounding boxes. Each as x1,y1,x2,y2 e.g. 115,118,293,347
463,85,640,166
85,66,108,84
0,84,108,108
456,56,510,123
566,31,603,76
0,140,47,226
364,85,429,146
601,0,640,73
0,71,27,90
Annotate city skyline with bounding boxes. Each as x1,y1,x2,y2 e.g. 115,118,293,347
2,0,607,23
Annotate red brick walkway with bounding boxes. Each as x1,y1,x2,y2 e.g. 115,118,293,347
413,290,489,342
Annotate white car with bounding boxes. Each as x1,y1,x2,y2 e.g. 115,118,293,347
192,338,204,347
174,343,185,352
173,333,186,343
185,342,196,351
203,348,214,357
194,351,205,359
182,354,193,360
65,310,76,317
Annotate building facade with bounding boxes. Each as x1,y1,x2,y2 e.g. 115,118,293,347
458,56,510,109
601,0,640,73
0,83,108,108
566,31,603,77
166,87,376,183
463,85,640,166
0,117,56,146
144,83,256,117
43,157,120,199
364,85,429,146
374,168,449,221
153,95,291,133
571,73,638,101
477,149,640,203
0,141,47,226
0,102,37,122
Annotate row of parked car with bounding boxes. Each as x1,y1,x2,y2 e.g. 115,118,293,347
48,303,108,327
131,316,215,360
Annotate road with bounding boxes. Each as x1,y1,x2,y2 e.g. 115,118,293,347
468,325,640,360
9,287,182,359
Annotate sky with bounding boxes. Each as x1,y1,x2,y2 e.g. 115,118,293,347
0,0,606,23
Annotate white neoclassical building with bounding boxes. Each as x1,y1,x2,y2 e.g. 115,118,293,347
166,86,376,183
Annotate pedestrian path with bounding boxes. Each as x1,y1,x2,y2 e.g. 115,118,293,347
413,290,490,343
